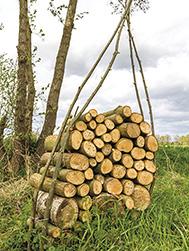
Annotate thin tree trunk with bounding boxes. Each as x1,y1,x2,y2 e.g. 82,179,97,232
36,0,78,156
0,116,6,160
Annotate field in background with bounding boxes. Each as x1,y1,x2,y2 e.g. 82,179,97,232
0,146,189,251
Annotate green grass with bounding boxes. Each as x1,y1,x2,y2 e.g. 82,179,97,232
0,146,189,251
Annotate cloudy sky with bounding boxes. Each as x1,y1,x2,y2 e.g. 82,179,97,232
0,0,189,136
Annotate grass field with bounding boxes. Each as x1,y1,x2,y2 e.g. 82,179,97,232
0,146,189,251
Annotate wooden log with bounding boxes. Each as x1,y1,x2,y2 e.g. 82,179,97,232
101,144,112,156
145,135,158,152
135,136,145,148
95,114,105,123
144,160,156,173
126,168,138,179
111,164,126,179
88,120,97,130
134,160,145,171
82,129,95,141
132,185,151,211
130,112,143,124
89,158,97,167
101,133,112,143
79,210,92,223
80,141,97,158
106,114,123,125
36,191,78,229
95,124,107,136
118,123,140,138
76,196,93,210
88,109,98,118
121,154,134,168
119,194,134,210
95,151,105,163
137,170,154,186
104,119,115,130
103,177,123,195
40,166,85,185
140,121,151,135
145,151,155,160
93,138,105,149
115,138,133,153
80,112,92,122
40,152,89,171
110,128,121,143
30,173,76,198
109,149,122,162
89,180,103,196
75,120,87,132
116,105,132,118
94,174,105,185
84,168,94,180
121,179,135,196
77,183,90,197
44,135,60,152
95,158,113,175
131,147,146,160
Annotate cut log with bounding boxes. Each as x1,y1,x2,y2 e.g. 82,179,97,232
40,166,85,185
104,119,115,130
134,160,145,171
135,136,145,148
119,194,134,210
130,112,143,124
131,147,146,160
44,135,60,152
93,138,105,149
95,158,113,174
115,138,133,153
36,191,78,229
140,121,151,135
76,183,90,197
95,124,107,136
89,180,103,196
40,152,89,171
89,158,97,167
144,160,157,173
101,133,112,143
103,178,123,195
67,130,83,150
95,114,105,123
79,210,92,223
82,129,95,141
80,113,92,122
101,144,112,156
115,105,132,118
121,179,135,196
110,128,121,143
84,168,94,180
30,173,76,198
126,168,138,179
94,193,124,212
109,149,122,162
137,170,154,186
75,121,87,132
145,135,158,152
95,151,105,163
94,174,105,185
145,151,155,160
76,196,93,210
80,141,97,158
88,109,98,118
118,123,140,138
121,154,134,168
132,185,151,211
106,114,123,125
111,164,126,179
88,120,97,130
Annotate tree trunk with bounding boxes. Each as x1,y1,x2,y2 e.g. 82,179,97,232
36,0,78,156
0,116,6,160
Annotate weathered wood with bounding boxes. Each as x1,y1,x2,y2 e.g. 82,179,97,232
30,173,76,198
106,114,123,125
75,120,87,132
121,179,135,196
111,164,126,179
134,160,145,171
119,194,134,210
94,193,123,212
115,138,133,153
101,144,112,156
89,158,97,167
84,168,94,180
95,124,107,136
95,151,105,163
103,177,123,195
145,151,154,160
76,183,90,197
80,141,97,158
137,170,154,186
88,109,98,118
109,149,122,162
94,174,105,185
88,120,97,130
144,160,156,173
82,129,95,141
110,128,121,143
135,136,145,147
126,168,138,179
101,133,112,143
121,154,134,168
104,119,115,130
95,114,105,123
89,180,103,196
79,210,92,223
131,147,146,160
140,121,151,135
130,112,143,124
145,135,158,152
95,158,113,174
93,138,105,149
118,123,140,138
76,196,93,210
132,185,151,211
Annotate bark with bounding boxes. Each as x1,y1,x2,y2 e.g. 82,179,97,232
0,116,6,159
36,0,78,155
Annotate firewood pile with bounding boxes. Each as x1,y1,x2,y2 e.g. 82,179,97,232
29,105,158,237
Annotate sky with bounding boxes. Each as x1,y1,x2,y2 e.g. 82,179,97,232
0,0,189,136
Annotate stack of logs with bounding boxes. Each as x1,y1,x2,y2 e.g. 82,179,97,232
29,105,158,237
